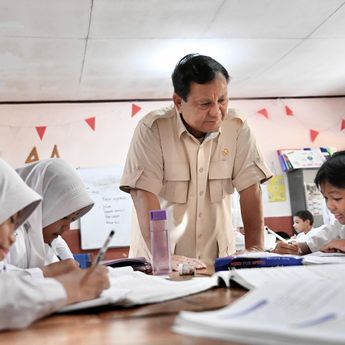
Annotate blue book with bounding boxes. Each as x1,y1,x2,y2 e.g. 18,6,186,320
215,255,303,272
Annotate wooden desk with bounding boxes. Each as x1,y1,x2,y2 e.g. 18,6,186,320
0,273,247,345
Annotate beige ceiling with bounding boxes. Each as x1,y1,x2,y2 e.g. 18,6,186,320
1,0,345,102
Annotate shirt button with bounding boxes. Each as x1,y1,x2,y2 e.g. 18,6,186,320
199,168,204,173
198,212,202,218
199,190,204,196
198,234,202,239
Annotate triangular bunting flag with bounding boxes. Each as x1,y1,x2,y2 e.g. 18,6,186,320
36,126,47,140
131,104,141,117
50,144,60,158
285,105,294,116
341,119,345,131
25,147,40,163
257,108,269,119
310,129,319,142
85,117,96,131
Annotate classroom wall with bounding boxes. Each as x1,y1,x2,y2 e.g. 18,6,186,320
1,97,344,254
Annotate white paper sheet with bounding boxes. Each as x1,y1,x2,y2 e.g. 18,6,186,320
174,276,345,345
77,166,132,249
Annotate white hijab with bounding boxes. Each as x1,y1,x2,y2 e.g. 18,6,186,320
0,158,41,231
15,158,94,268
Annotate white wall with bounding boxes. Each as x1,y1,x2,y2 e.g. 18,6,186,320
1,97,344,218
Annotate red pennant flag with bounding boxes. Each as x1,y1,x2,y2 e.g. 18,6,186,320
310,129,319,142
285,105,294,116
35,126,47,140
257,108,269,119
341,119,345,131
131,104,141,117
85,117,96,131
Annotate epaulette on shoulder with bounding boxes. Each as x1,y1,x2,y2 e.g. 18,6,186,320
227,108,246,123
142,105,176,128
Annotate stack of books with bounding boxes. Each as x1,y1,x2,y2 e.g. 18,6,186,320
277,147,335,172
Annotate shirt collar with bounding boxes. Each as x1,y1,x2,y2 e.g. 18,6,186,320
175,107,187,138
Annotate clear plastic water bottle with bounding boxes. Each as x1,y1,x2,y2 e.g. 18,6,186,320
150,209,172,276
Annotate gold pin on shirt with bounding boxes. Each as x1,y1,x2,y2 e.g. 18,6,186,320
223,148,230,156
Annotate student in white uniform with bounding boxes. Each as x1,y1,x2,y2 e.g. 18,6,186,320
290,210,316,242
0,158,109,331
274,150,345,255
6,158,94,278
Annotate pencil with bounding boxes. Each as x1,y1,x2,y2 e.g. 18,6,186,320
265,227,289,243
48,243,62,261
93,230,115,266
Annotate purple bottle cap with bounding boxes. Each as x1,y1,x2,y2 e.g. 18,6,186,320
150,210,167,221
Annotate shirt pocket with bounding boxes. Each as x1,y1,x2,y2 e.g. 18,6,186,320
161,163,190,203
209,160,234,203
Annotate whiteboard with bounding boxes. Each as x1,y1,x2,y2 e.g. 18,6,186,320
77,166,132,249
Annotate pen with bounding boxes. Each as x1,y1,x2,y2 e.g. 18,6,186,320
265,226,289,243
48,243,62,261
93,230,115,266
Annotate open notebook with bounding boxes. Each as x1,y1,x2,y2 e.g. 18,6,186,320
302,251,345,265
215,261,345,290
59,261,345,312
174,267,345,345
58,267,219,312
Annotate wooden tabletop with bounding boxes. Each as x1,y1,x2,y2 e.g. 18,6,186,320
0,271,247,345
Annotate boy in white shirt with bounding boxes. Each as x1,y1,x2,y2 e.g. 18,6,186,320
274,150,345,255
291,210,315,242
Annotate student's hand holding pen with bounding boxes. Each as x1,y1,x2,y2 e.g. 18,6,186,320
272,241,301,255
65,230,115,303
55,265,110,305
42,259,80,278
55,230,114,304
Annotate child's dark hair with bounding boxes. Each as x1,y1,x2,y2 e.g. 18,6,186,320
294,210,314,226
314,150,345,189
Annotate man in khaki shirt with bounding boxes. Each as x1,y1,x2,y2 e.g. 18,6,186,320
120,54,272,268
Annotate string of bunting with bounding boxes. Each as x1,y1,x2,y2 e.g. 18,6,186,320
255,99,345,143
1,101,343,143
35,116,96,141
0,103,143,141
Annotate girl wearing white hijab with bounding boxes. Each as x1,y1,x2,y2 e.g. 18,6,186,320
7,158,94,278
0,159,42,263
0,158,109,330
